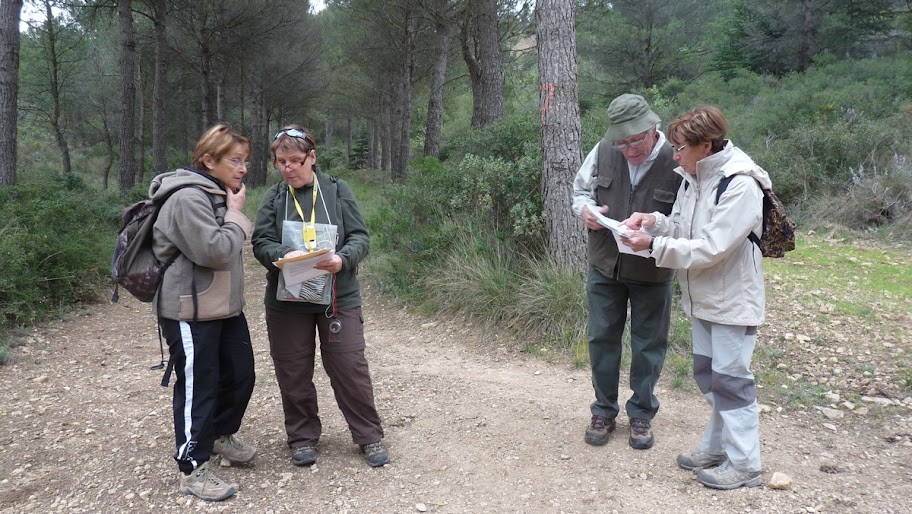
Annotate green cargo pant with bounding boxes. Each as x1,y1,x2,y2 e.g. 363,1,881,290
587,267,672,421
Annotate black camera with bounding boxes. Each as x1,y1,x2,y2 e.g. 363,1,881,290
329,318,342,334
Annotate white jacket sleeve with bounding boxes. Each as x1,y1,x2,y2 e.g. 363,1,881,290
651,175,762,270
571,144,600,217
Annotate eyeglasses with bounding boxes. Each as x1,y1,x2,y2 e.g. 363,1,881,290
672,144,688,154
225,158,249,169
613,132,652,151
275,158,307,170
273,128,314,145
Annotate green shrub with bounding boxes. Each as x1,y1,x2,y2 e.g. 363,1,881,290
666,55,912,212
0,172,121,331
441,109,540,163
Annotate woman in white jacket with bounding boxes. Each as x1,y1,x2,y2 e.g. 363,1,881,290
621,106,768,490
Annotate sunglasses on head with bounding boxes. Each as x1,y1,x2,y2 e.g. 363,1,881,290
273,128,314,144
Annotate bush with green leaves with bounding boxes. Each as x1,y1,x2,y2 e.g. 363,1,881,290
440,109,540,164
666,55,912,210
0,173,121,332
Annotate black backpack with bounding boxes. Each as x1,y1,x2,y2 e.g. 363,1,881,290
685,175,796,258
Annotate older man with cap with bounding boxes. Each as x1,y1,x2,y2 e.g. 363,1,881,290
572,94,682,449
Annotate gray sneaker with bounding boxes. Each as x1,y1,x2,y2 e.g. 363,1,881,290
213,434,257,465
677,449,727,470
291,445,317,467
584,415,616,446
361,441,390,467
696,460,762,490
179,461,237,501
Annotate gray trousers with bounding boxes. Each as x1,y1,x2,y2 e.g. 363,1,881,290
691,317,762,472
587,267,672,420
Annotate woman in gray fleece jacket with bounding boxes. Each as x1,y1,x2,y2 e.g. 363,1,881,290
151,124,256,502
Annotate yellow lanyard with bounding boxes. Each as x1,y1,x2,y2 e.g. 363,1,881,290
289,178,319,252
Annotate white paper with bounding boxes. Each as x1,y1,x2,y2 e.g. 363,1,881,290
589,207,651,258
275,250,335,286
590,208,629,236
611,231,652,258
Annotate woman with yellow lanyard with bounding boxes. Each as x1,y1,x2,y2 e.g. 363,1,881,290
252,126,389,468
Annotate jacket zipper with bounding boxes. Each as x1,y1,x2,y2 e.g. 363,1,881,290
685,183,699,312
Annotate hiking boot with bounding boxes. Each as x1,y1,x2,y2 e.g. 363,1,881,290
677,449,726,471
360,441,390,467
696,460,762,490
628,418,654,449
584,415,616,446
291,445,317,467
179,461,237,501
213,434,257,465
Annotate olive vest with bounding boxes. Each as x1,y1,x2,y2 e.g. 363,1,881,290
588,138,682,284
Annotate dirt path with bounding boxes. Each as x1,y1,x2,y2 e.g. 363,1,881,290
2,245,911,513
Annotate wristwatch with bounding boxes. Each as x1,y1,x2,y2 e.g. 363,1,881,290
648,238,654,252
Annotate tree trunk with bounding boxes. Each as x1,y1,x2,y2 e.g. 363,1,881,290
346,118,353,164
216,81,224,122
536,0,586,269
461,0,504,128
381,92,391,172
199,45,213,128
324,119,333,153
136,59,145,185
392,11,417,182
151,0,167,177
101,102,114,189
239,64,245,133
799,0,819,70
368,117,378,170
0,0,22,186
247,85,268,187
43,1,71,175
118,0,137,193
424,0,451,158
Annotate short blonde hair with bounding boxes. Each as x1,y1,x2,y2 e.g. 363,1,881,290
191,124,250,169
668,107,730,153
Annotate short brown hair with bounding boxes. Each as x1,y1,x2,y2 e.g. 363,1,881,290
668,107,730,153
271,125,316,157
192,124,250,169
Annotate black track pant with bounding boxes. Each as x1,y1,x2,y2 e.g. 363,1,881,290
159,313,255,474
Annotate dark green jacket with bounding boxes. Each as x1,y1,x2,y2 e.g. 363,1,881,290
252,170,369,313
589,139,681,284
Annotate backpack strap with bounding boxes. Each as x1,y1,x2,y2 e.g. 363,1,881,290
153,184,222,384
714,175,761,249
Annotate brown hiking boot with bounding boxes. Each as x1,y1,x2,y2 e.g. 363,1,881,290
584,415,616,446
628,418,654,449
